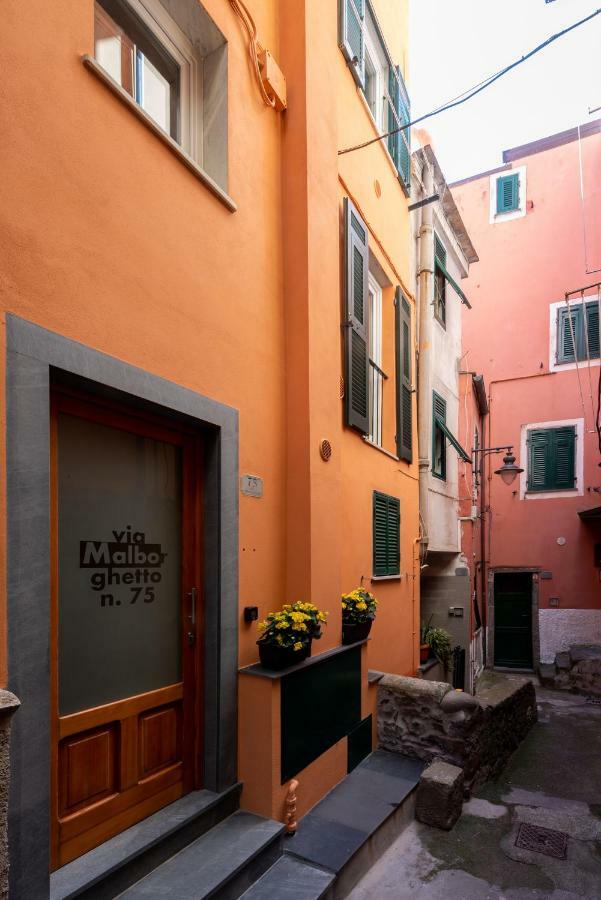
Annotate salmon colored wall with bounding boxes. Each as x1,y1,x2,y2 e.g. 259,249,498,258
453,128,601,614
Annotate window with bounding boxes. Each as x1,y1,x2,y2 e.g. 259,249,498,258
396,289,412,463
433,233,447,327
527,426,576,492
432,392,447,480
368,274,384,446
557,300,600,364
339,1,411,191
373,491,400,577
93,0,228,189
496,173,519,214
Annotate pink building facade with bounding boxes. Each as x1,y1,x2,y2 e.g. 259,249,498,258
453,121,601,671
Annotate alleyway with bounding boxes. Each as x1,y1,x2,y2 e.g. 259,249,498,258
348,687,601,899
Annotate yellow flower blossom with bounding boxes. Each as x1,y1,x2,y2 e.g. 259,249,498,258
356,601,367,611
293,641,303,651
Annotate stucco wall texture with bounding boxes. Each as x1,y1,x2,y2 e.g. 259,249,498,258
453,125,601,663
0,0,417,829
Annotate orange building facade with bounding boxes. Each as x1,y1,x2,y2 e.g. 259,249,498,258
0,1,417,894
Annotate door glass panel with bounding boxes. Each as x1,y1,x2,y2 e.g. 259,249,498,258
58,413,182,715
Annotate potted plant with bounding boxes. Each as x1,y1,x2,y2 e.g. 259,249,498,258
341,587,378,645
424,625,453,671
420,617,433,664
257,602,328,670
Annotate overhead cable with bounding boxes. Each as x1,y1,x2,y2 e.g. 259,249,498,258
338,9,601,158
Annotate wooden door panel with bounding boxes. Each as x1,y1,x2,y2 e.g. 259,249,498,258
59,725,118,816
51,391,203,870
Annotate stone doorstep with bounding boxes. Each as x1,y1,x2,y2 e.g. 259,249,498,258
283,749,424,892
50,785,242,899
415,759,464,831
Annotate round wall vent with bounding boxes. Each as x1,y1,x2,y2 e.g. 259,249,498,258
319,439,332,462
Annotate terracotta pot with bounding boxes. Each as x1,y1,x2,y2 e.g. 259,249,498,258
420,643,431,664
342,619,373,645
257,640,309,671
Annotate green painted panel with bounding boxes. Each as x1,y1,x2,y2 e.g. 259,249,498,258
347,715,372,773
281,647,362,783
494,573,532,668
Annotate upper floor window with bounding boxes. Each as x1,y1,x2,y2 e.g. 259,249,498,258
489,166,526,224
432,391,447,480
557,300,600,364
93,0,228,190
433,233,447,328
373,491,400,577
368,274,384,446
527,426,576,492
496,173,519,214
339,0,411,192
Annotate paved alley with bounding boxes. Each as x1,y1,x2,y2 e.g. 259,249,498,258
348,687,601,899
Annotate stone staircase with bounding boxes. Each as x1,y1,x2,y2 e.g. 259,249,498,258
50,750,423,900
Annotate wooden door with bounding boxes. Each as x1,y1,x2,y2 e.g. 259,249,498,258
494,572,533,669
50,392,203,868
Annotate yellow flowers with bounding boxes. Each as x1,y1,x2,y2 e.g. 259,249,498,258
257,599,329,652
341,587,378,625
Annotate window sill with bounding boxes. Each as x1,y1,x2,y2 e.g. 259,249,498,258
82,55,237,214
371,574,401,582
239,639,369,680
362,437,399,461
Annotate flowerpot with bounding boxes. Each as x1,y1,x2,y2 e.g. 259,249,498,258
258,641,309,671
420,643,430,664
342,619,372,645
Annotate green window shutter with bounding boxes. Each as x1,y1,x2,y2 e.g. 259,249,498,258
387,66,411,192
339,0,365,88
373,491,400,576
527,427,576,491
552,427,576,489
344,197,370,434
386,496,400,575
434,233,446,265
432,392,447,479
585,302,600,359
496,173,519,213
557,306,580,363
395,287,412,462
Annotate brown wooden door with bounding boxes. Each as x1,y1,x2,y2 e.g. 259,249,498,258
50,392,203,869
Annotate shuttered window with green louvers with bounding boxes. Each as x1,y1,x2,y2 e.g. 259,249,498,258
344,197,370,434
432,391,447,480
339,0,365,88
373,491,400,576
433,234,447,327
395,287,412,462
496,173,520,213
527,426,576,492
557,301,600,363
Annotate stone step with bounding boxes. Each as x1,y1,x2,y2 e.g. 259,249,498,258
118,811,285,899
50,785,242,900
284,750,424,897
239,856,334,900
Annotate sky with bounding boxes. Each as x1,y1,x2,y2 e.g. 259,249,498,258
409,0,601,183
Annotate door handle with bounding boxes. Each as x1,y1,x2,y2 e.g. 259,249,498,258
187,587,197,626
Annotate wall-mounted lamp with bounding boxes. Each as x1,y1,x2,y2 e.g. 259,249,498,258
473,445,524,488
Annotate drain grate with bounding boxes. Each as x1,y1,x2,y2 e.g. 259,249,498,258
585,695,601,705
515,823,568,859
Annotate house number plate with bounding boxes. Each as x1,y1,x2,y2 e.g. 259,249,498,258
241,475,263,498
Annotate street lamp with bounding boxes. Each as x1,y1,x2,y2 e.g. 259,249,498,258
473,445,523,488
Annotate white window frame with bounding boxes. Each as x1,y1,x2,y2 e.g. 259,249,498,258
96,0,202,163
368,273,383,446
489,165,527,224
549,298,601,373
519,417,584,500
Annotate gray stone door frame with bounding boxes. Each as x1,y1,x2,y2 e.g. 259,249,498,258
486,567,540,671
6,315,239,898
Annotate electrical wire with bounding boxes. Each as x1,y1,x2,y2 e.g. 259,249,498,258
228,0,276,108
565,293,590,432
338,8,601,158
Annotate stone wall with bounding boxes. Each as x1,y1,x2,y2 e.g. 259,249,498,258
377,673,536,791
539,644,601,695
0,692,19,899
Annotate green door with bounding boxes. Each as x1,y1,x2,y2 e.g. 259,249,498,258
494,573,533,668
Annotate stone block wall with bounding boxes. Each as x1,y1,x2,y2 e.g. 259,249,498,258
377,674,536,791
539,644,601,695
0,691,19,899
